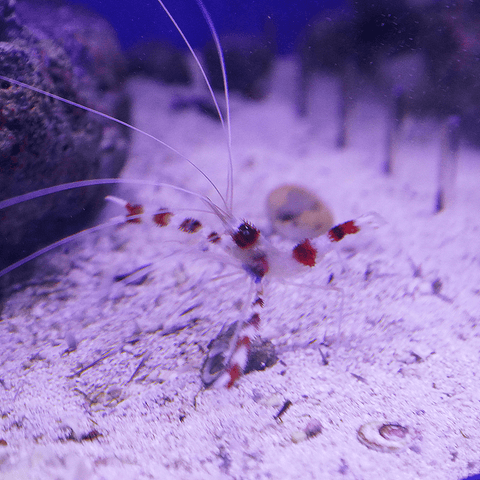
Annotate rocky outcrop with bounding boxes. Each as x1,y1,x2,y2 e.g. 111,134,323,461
0,0,131,278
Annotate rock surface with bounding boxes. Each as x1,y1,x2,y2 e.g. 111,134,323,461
0,0,131,279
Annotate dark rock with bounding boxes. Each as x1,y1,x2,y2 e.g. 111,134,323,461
0,0,131,281
127,41,191,85
201,319,278,388
203,33,274,100
244,338,278,375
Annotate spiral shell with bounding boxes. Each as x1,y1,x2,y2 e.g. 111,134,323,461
357,421,410,453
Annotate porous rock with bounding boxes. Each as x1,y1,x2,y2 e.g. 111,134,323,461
0,0,131,281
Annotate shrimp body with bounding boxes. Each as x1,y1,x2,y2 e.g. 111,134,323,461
0,0,383,390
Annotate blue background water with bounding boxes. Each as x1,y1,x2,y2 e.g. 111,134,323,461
65,0,344,54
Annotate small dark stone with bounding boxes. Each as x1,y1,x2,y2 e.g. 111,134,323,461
432,278,443,295
80,429,103,442
244,338,278,374
201,321,277,388
305,419,322,438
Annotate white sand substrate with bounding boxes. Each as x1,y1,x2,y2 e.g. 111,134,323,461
1,58,480,480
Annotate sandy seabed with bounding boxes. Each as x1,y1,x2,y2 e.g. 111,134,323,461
1,58,480,480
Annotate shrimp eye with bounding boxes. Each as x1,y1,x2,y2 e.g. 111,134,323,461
232,222,260,248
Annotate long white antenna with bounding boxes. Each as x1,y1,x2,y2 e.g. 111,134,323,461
0,216,127,279
0,178,226,213
194,0,234,213
0,74,228,210
156,0,234,213
0,176,233,279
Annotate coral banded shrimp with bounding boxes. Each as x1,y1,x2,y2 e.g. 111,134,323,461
0,0,382,390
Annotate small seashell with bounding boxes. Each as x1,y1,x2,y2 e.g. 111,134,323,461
266,184,334,242
379,423,409,441
357,421,410,453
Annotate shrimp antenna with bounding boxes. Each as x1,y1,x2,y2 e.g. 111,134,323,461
0,178,231,279
156,0,234,214
0,216,127,279
0,75,228,211
194,0,234,213
0,178,228,217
